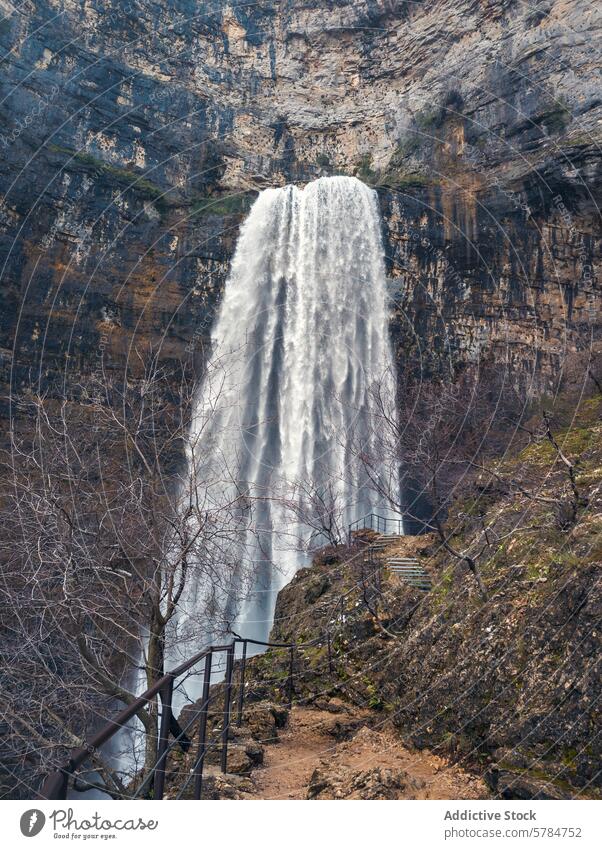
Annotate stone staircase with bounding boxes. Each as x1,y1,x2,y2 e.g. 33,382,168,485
364,533,432,593
386,556,433,591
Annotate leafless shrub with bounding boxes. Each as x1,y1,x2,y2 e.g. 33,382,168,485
0,351,253,797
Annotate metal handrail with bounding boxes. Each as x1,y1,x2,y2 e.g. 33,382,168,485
347,511,404,542
38,529,407,802
38,636,294,801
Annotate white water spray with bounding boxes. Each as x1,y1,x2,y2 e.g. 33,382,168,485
181,175,400,647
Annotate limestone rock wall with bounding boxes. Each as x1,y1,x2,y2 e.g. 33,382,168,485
0,0,600,412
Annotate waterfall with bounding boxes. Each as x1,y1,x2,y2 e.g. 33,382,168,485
178,175,400,655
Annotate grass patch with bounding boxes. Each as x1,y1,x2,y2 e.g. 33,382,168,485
190,192,255,219
431,566,454,606
354,153,377,183
49,144,165,204
526,560,550,581
377,169,433,190
415,105,446,132
518,426,595,467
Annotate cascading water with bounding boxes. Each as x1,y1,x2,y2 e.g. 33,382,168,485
185,176,400,637
107,177,401,774
176,175,400,660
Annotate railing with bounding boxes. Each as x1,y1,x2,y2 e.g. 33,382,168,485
38,527,418,802
38,637,294,801
348,511,404,542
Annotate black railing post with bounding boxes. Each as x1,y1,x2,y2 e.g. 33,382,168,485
153,675,174,800
287,646,294,709
236,640,247,727
220,643,235,773
193,651,212,800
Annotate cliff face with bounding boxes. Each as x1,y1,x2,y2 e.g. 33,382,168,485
1,0,600,414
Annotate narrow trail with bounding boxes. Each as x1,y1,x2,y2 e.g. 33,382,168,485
249,705,489,800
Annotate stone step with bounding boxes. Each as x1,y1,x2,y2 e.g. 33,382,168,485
400,578,432,584
389,571,428,576
385,560,424,569
351,532,434,591
394,573,430,579
388,562,421,567
387,557,421,562
390,577,430,582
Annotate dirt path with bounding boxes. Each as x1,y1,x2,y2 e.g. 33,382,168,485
249,704,489,800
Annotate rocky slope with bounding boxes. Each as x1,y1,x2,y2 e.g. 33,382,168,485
168,391,600,800
169,695,487,799
1,0,601,422
260,392,602,799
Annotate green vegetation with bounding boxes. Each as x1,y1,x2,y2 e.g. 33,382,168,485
393,135,422,159
354,153,377,183
48,143,165,204
351,146,434,192
431,566,454,606
377,169,434,190
414,103,450,132
316,152,331,168
539,98,571,135
190,192,255,219
564,130,602,147
518,425,595,467
362,677,385,710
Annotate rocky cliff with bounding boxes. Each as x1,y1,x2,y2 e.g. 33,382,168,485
263,393,602,799
1,0,601,418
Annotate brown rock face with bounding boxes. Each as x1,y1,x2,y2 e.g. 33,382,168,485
0,1,600,420
307,764,422,800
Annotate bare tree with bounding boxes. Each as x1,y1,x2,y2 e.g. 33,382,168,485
0,350,253,798
352,357,599,604
467,408,590,531
281,469,348,551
